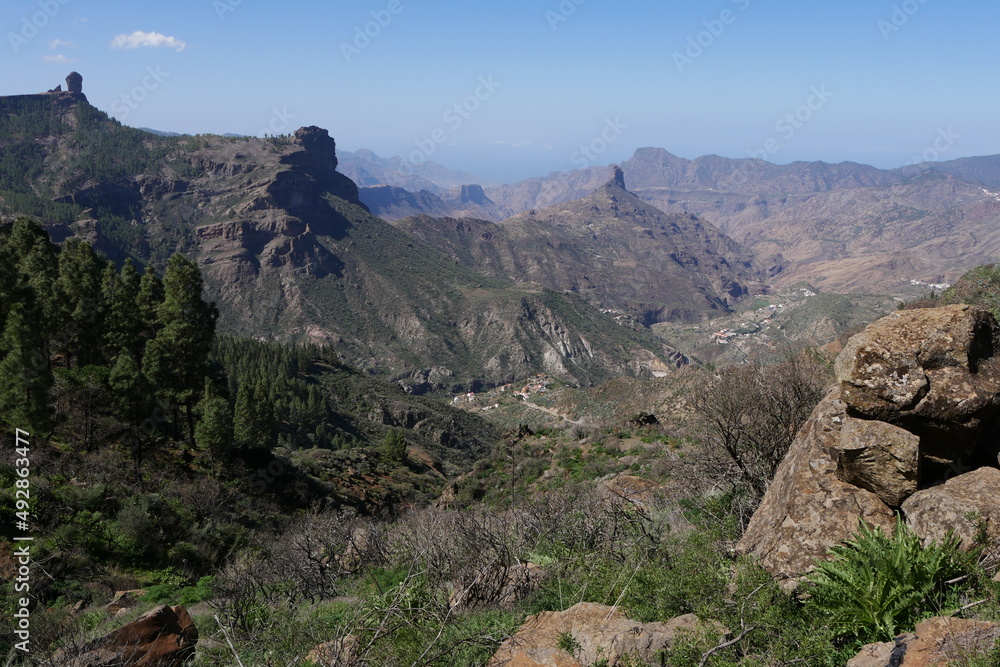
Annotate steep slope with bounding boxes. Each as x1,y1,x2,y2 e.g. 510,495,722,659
396,168,772,324
0,88,677,389
639,170,1000,292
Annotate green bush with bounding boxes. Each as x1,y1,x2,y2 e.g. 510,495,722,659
805,516,968,643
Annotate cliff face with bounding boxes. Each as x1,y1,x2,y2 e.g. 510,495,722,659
0,94,679,389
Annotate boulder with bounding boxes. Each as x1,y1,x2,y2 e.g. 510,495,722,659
488,602,727,667
51,604,198,666
736,389,895,578
902,467,1000,549
835,305,1000,473
834,417,919,507
847,616,1000,666
104,589,147,615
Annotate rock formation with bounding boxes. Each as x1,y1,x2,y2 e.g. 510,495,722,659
847,616,1000,667
738,305,1000,578
65,71,82,94
488,602,728,667
50,604,198,666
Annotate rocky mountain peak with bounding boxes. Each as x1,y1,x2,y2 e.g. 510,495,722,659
292,126,338,170
458,184,493,205
279,126,363,207
608,165,627,190
65,71,83,94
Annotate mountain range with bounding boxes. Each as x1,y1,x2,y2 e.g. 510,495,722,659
7,80,1000,391
356,146,1000,293
0,89,690,391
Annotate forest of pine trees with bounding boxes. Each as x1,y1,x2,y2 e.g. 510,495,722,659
0,217,344,462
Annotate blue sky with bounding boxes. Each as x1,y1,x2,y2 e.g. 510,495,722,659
4,0,999,183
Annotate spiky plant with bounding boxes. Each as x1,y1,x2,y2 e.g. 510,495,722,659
805,516,968,643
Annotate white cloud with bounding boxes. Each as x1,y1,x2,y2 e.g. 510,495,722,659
49,39,77,49
42,54,77,64
110,31,187,52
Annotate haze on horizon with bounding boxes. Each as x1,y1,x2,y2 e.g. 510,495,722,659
4,0,999,184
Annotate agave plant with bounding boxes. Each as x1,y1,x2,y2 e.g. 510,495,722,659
805,516,968,643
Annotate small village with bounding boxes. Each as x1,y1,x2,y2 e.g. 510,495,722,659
452,373,557,412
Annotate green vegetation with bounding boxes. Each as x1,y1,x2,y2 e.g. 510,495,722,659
904,264,1000,320
805,517,969,643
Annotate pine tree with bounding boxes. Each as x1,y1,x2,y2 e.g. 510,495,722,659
108,349,154,465
233,381,270,449
143,254,218,445
0,300,53,431
56,239,107,368
102,259,143,360
136,263,164,351
232,382,256,449
195,378,233,471
10,218,59,363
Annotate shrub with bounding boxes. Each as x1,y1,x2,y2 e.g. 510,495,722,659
805,516,969,643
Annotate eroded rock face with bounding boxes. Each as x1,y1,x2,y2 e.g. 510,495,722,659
51,605,197,666
65,71,82,94
740,306,1000,579
834,417,919,507
736,390,895,579
488,602,727,667
902,467,1000,549
847,616,1000,667
835,304,1000,471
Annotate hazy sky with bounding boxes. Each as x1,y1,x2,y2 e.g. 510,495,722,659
4,0,999,183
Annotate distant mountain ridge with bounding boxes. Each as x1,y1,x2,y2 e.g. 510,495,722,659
364,145,1000,293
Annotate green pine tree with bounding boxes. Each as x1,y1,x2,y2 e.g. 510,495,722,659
56,239,107,368
0,300,53,431
143,254,218,445
195,378,233,472
108,349,154,465
101,259,144,361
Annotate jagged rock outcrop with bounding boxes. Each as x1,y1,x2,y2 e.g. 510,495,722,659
736,390,896,578
51,605,198,666
836,304,1000,475
65,71,82,94
834,417,920,507
488,602,728,667
459,184,493,206
738,305,1000,578
847,616,1000,667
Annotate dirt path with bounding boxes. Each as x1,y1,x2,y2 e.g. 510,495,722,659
521,399,582,426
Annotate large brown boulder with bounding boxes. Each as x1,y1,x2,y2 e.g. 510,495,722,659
488,602,727,667
835,305,1000,472
847,616,1000,666
51,605,198,666
740,306,1000,579
736,390,895,578
834,417,919,507
902,467,1000,549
